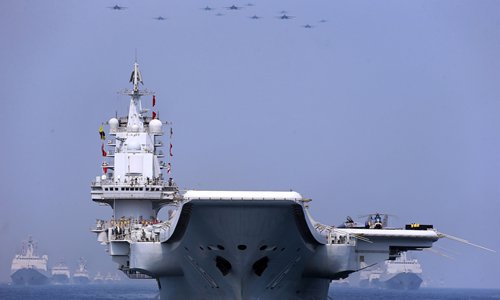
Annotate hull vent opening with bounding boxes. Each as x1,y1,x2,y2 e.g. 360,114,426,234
252,256,269,277
215,256,232,276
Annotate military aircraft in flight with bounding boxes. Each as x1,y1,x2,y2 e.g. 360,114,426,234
277,14,295,20
319,19,327,23
249,15,261,20
226,5,243,10
201,6,214,11
153,16,166,21
302,24,314,29
108,5,127,10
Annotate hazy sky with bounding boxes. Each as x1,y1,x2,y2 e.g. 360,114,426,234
0,0,499,288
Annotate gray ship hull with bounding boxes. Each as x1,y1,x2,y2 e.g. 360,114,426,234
51,274,70,284
141,200,333,300
383,272,422,290
73,276,90,284
11,268,49,285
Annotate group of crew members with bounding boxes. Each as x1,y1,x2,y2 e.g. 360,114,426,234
95,217,165,242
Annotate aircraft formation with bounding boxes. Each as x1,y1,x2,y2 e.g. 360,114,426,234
107,3,327,29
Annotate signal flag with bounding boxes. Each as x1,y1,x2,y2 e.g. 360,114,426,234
101,144,107,157
99,125,105,140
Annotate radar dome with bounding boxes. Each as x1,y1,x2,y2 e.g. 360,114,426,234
127,140,141,151
131,124,139,132
109,118,119,131
149,119,162,133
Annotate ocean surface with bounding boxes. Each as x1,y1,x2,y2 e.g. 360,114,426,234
0,284,499,300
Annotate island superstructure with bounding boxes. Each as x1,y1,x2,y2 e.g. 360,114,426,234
91,62,446,299
10,237,49,285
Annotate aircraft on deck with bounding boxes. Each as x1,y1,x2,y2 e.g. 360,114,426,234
337,214,391,229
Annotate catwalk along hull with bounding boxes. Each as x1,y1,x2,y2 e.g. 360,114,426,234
11,269,49,285
383,272,422,290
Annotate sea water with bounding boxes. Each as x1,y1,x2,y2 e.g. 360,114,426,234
0,284,499,300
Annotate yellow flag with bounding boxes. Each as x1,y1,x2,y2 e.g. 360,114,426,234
99,125,105,140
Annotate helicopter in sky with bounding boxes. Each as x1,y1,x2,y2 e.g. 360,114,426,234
108,5,127,10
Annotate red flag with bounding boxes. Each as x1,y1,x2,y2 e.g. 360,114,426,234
153,95,156,107
102,163,108,174
169,143,173,156
152,111,157,119
167,163,171,174
101,144,107,157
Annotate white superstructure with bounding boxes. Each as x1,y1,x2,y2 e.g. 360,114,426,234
11,237,49,273
90,62,448,299
385,252,422,275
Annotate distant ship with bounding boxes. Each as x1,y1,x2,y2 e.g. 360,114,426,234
73,258,90,284
104,272,114,282
10,236,49,285
51,261,71,284
93,272,104,283
359,252,423,290
90,62,448,299
104,272,122,283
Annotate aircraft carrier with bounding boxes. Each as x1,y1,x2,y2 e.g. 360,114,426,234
10,237,50,285
90,62,448,299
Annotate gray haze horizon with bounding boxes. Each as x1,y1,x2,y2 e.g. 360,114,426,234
1,0,499,288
